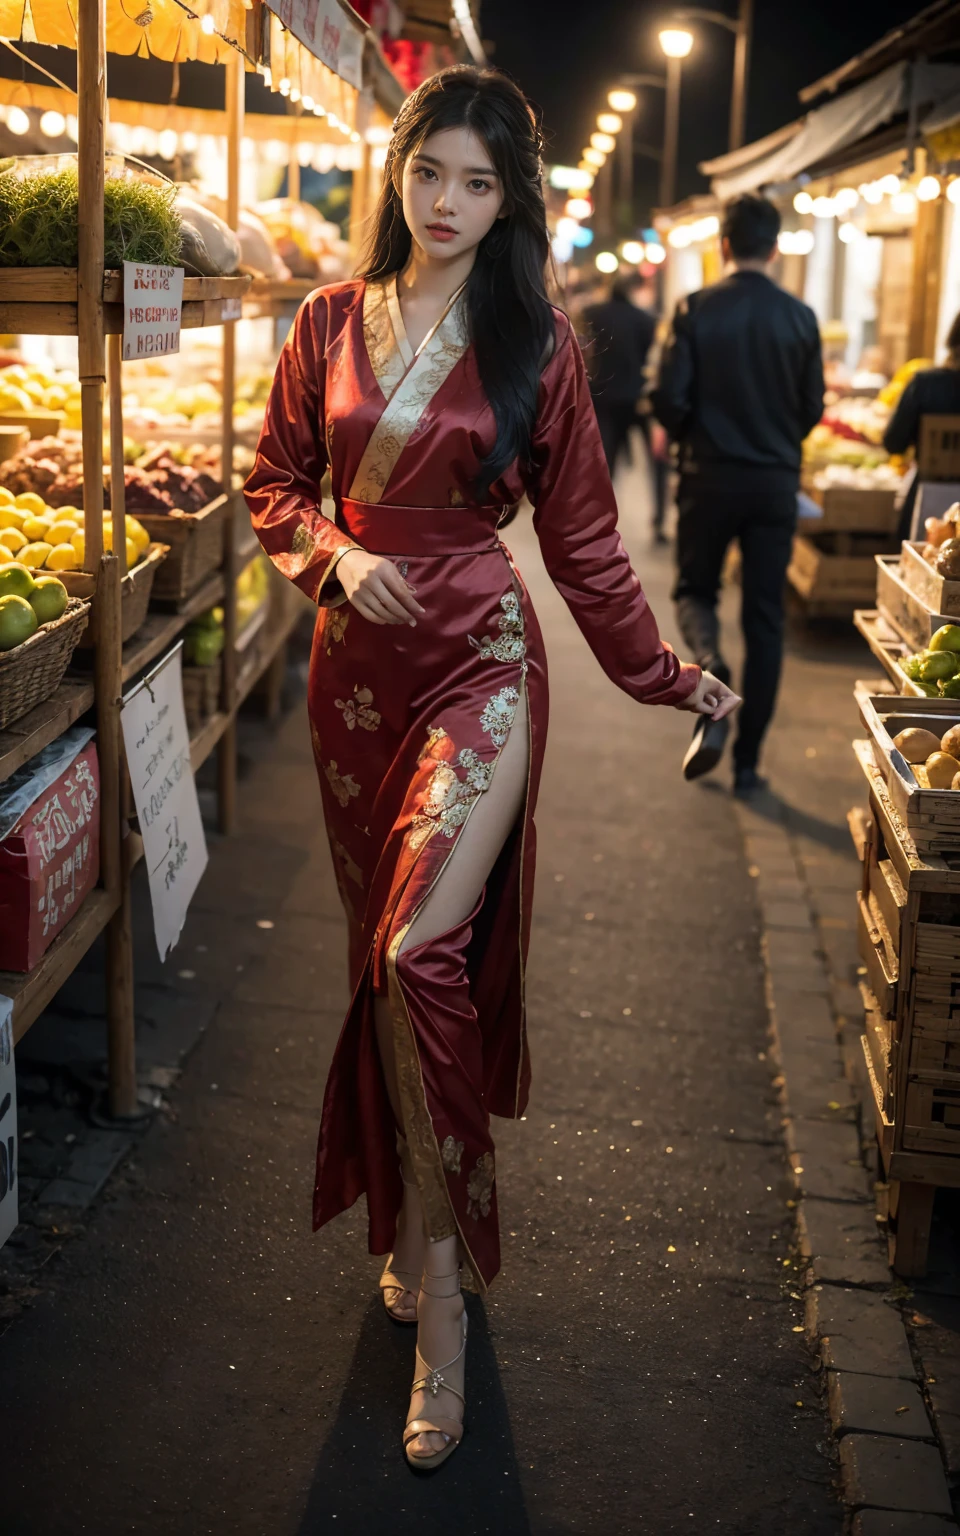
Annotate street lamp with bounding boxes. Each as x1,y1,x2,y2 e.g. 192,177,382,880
656,31,691,208
608,88,637,113
658,27,693,56
591,131,617,154
597,112,623,135
663,3,754,152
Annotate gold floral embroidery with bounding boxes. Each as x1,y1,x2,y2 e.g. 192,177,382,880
324,759,361,808
333,838,364,887
335,684,381,732
350,293,470,505
480,685,520,747
324,607,349,655
418,724,450,763
441,1136,464,1174
467,1152,495,1220
449,487,465,507
362,279,406,400
409,744,495,848
469,592,525,664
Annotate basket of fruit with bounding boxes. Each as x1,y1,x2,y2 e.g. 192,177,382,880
897,625,960,699
0,563,90,729
181,606,225,730
0,488,168,645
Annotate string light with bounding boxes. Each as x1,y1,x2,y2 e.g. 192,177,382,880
644,242,666,264
7,107,29,135
948,180,960,206
595,250,618,273
608,89,637,112
590,131,616,154
39,110,66,137
622,240,644,263
200,13,215,33
917,175,941,201
597,113,622,135
793,191,813,214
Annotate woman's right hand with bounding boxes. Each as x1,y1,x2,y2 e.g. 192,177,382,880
335,549,425,627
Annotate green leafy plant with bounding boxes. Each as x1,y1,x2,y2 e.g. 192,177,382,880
0,164,181,268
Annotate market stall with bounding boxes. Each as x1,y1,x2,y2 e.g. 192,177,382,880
0,0,397,1120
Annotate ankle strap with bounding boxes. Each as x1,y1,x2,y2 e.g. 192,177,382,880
420,1267,461,1299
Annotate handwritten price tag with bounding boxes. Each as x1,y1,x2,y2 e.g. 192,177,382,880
120,646,208,960
122,262,185,361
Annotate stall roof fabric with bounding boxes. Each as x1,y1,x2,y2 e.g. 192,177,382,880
705,60,960,201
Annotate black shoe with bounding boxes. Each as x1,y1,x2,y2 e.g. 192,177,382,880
733,766,768,798
682,714,730,781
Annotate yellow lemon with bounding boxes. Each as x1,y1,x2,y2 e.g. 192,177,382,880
19,541,51,569
70,530,85,563
0,385,32,411
45,544,78,572
0,527,27,553
14,492,46,516
43,386,67,410
125,537,139,569
52,505,81,522
47,520,77,545
20,515,52,541
0,507,25,530
0,487,14,507
125,515,149,552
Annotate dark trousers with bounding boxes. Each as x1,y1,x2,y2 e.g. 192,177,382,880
673,470,797,771
594,397,667,533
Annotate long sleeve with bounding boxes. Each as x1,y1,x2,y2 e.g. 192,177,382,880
883,377,923,455
651,298,695,438
244,291,360,606
527,317,700,707
799,321,826,439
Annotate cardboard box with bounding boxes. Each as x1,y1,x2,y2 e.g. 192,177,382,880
0,742,100,972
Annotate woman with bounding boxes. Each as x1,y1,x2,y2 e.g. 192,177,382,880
245,65,738,1471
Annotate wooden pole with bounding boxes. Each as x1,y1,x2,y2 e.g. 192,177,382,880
99,555,137,1118
107,331,127,580
218,50,243,836
78,0,105,572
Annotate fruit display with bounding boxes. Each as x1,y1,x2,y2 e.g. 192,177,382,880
236,554,270,630
878,357,933,410
811,461,904,494
892,719,960,790
803,396,899,474
0,561,69,651
0,436,221,521
0,156,181,270
255,199,349,283
899,626,960,697
0,359,82,429
0,485,150,573
184,606,225,666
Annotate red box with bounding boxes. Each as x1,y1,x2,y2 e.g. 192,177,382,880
0,742,100,972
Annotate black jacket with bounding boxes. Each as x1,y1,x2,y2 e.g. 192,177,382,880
883,366,960,454
652,270,824,475
584,297,656,405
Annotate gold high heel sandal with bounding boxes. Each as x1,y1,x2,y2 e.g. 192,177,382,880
403,1269,467,1472
379,1139,423,1325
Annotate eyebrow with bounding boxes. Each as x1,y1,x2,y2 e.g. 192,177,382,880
414,153,499,176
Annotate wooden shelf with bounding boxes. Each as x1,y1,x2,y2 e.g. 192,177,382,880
236,601,300,708
853,609,912,690
190,709,231,773
0,269,252,337
5,887,119,1043
236,601,270,656
119,571,225,686
235,523,261,578
0,680,95,786
243,276,316,318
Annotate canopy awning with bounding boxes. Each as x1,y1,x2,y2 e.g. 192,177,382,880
705,60,960,200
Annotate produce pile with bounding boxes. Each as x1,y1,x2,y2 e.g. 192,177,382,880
1,436,221,518
0,359,82,429
812,462,904,494
254,200,347,283
121,370,269,441
899,626,960,698
891,718,960,790
879,357,933,410
0,560,70,653
0,160,181,268
804,395,898,476
236,554,269,630
185,606,224,667
0,486,150,573
919,503,960,576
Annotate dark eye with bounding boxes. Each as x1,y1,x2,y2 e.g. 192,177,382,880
469,179,491,192
415,165,437,181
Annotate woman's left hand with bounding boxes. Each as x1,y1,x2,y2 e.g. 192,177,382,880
677,669,741,721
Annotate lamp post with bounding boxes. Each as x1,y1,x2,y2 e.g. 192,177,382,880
665,1,754,152
657,29,692,208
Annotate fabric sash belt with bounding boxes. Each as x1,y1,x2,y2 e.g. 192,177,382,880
337,498,504,557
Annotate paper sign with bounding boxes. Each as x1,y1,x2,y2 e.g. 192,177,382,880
221,297,242,321
0,996,17,1250
265,0,364,88
120,646,208,960
122,262,185,361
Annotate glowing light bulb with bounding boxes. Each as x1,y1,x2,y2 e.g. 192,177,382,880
621,240,644,263
608,89,637,112
157,129,178,160
39,110,66,138
838,222,861,243
917,175,941,202
583,147,605,168
7,107,30,136
892,190,916,216
590,131,616,154
200,12,215,33
595,250,619,273
811,196,835,217
565,198,592,219
597,113,622,135
948,180,960,206
793,191,813,214
834,187,859,213
659,27,693,58
644,242,666,264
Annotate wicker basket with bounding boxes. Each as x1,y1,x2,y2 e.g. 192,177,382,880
59,542,170,647
0,597,91,730
137,494,227,606
181,657,222,732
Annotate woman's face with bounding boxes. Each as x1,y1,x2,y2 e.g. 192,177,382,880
400,125,506,262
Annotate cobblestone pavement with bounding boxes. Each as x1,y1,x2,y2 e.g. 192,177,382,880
1,451,844,1535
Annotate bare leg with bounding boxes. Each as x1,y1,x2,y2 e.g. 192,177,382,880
374,996,425,1321
401,697,530,1458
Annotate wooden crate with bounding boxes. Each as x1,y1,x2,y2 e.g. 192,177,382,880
854,687,960,854
875,553,959,651
857,887,899,1016
138,494,226,606
60,541,169,647
918,415,960,481
181,658,222,732
897,539,960,620
861,978,895,1119
788,534,878,607
904,1079,960,1151
809,483,901,533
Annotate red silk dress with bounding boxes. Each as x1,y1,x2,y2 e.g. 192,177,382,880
245,275,700,1292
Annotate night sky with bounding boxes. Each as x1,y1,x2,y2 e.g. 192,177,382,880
480,0,927,220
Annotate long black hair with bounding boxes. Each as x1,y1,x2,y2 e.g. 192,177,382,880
361,65,554,500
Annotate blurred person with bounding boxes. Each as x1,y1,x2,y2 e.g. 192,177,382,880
883,316,960,535
585,273,657,477
653,193,823,795
246,65,739,1473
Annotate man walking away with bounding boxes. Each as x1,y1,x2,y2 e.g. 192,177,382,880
586,274,657,478
653,194,824,796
